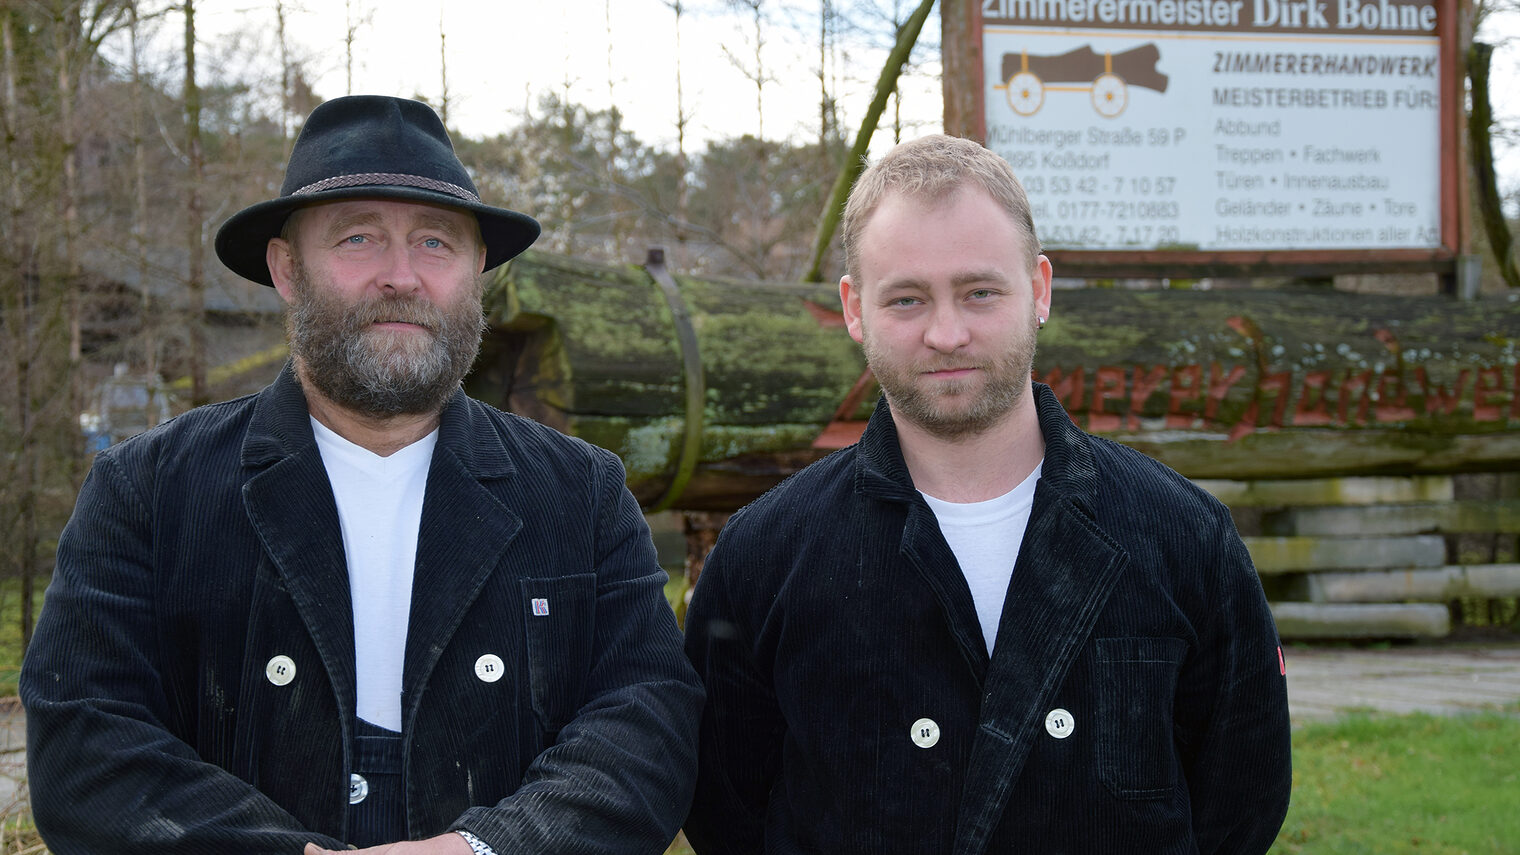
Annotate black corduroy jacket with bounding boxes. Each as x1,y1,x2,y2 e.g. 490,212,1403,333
22,365,702,854
684,384,1291,854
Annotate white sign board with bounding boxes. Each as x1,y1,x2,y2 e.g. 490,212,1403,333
980,0,1443,252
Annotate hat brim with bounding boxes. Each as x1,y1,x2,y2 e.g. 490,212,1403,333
214,185,541,287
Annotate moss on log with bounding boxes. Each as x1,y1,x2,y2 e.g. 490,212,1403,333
468,251,1520,510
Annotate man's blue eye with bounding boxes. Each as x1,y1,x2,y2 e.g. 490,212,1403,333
423,238,443,249
344,235,366,244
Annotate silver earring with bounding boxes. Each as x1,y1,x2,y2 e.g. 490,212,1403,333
1037,316,1046,328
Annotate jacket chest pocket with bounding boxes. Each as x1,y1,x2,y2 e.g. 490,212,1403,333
521,574,596,733
1095,636,1187,801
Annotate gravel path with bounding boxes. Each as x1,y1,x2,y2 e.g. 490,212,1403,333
1284,642,1520,722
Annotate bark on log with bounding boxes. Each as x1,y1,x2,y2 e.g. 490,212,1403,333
1467,42,1520,289
468,250,1520,511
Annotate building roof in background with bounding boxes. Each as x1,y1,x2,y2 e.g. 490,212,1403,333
82,245,285,315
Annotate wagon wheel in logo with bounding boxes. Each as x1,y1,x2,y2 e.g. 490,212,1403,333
1090,52,1127,118
1005,51,1044,116
1007,70,1045,116
1090,72,1127,117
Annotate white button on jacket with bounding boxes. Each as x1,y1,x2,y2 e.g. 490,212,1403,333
349,773,368,804
1045,708,1075,739
265,655,296,687
474,654,505,683
910,717,940,749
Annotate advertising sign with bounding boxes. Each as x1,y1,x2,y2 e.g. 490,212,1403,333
976,0,1456,266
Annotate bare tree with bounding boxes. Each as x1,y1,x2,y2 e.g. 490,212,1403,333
816,0,840,149
343,0,370,95
274,0,290,154
662,0,693,237
723,0,769,138
1,0,132,647
184,0,207,404
438,7,449,126
1,0,41,651
129,1,156,373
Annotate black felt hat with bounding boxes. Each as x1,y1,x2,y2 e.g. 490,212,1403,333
215,95,540,287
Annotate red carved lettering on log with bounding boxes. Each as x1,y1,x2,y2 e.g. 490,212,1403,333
1228,413,1254,442
1167,364,1203,428
1417,368,1471,417
1513,364,1520,419
1374,369,1417,422
1229,370,1292,441
1127,365,1168,430
1226,315,1263,342
1292,370,1334,427
1031,361,1516,435
1206,362,1247,424
1091,366,1126,432
1036,366,1086,417
1339,370,1372,425
1473,367,1505,421
1263,371,1292,429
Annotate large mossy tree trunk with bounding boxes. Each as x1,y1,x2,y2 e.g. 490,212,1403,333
1467,41,1519,290
469,251,1520,511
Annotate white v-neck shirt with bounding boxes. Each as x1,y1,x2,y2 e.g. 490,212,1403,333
920,462,1042,656
312,417,438,732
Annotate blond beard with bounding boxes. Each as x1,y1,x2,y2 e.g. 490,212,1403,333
863,311,1038,441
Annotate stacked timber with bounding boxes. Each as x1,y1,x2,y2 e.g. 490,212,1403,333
468,249,1520,511
1203,476,1520,639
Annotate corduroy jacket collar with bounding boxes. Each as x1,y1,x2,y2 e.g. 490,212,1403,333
240,362,515,482
852,382,1100,521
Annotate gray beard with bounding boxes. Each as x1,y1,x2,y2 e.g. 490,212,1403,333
286,267,486,418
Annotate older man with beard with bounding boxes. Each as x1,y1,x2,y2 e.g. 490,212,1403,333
682,135,1291,855
21,96,702,855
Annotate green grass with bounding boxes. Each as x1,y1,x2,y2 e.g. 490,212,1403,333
0,578,36,699
1271,711,1520,854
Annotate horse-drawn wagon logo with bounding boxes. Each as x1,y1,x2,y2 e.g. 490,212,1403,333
996,44,1168,117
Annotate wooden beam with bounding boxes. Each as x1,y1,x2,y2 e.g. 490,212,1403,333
1301,564,1520,603
1244,535,1446,574
1270,500,1520,536
1196,476,1455,508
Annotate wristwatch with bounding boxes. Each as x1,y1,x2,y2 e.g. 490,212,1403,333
457,830,496,855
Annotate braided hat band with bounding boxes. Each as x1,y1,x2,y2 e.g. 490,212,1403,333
292,172,482,204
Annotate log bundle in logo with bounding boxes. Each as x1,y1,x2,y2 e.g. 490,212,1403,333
998,44,1168,117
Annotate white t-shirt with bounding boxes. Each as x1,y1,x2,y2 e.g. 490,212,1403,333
920,462,1042,656
312,417,438,732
